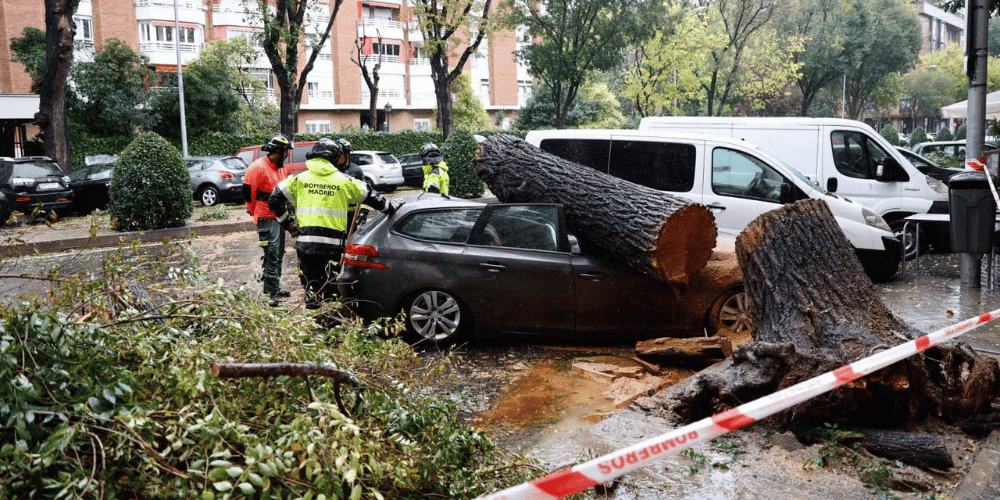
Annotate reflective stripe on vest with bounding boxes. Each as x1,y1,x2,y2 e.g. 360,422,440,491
297,235,344,246
296,206,350,218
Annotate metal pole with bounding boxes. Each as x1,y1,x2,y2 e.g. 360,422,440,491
174,0,189,157
961,0,989,287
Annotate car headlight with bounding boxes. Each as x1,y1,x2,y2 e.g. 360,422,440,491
862,206,892,232
926,175,949,196
11,177,32,188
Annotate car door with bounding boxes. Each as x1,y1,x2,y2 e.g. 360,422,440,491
828,130,901,209
572,244,681,338
702,145,801,234
457,204,576,336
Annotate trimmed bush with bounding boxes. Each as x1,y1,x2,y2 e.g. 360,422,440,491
108,132,192,231
935,128,953,141
956,124,966,140
443,128,485,198
910,127,929,146
880,124,899,146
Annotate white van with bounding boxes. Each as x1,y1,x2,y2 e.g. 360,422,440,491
637,117,952,257
524,129,902,281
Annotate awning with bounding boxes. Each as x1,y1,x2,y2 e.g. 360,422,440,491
0,94,39,122
940,90,1000,120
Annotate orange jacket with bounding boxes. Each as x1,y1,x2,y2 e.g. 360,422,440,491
243,155,287,223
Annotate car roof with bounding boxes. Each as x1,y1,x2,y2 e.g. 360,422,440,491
352,150,391,155
393,193,485,212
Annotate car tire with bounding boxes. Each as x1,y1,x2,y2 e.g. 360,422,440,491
889,219,926,261
198,185,220,207
0,202,10,227
403,289,469,348
706,288,754,336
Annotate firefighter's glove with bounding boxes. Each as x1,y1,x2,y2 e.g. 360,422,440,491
287,222,300,238
385,201,404,215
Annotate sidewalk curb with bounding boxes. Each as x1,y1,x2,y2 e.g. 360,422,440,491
2,221,255,257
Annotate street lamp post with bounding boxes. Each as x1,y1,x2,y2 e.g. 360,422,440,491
173,0,188,157
383,103,392,132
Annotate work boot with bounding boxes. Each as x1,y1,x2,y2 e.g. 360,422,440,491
277,289,292,297
268,295,279,308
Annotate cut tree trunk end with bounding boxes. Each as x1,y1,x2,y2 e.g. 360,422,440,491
642,199,1000,431
474,134,717,286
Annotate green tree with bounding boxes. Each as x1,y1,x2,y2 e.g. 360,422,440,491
902,66,955,128
779,0,854,116
254,0,345,137
841,0,921,120
733,29,805,115
920,45,1000,103
10,27,47,93
508,0,663,128
193,38,279,135
515,79,625,130
700,0,780,116
991,18,1000,57
37,0,82,173
451,72,492,131
148,40,246,140
412,0,500,138
619,5,721,117
69,39,152,137
108,132,192,230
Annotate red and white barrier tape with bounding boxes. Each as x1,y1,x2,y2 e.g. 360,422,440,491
478,308,1000,500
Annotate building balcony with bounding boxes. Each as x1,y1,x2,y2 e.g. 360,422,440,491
212,3,260,27
135,0,206,24
356,18,404,41
139,42,203,66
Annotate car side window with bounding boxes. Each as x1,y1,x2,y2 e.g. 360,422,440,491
395,208,482,243
470,205,561,252
90,164,114,180
711,148,789,203
538,138,611,172
609,140,696,192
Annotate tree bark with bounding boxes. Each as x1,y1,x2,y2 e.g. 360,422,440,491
635,337,724,366
210,362,363,387
37,0,81,172
643,199,1000,429
854,428,955,470
474,134,717,286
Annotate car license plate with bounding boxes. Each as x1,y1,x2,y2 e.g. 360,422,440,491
37,182,61,191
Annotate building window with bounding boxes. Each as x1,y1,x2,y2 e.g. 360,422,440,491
372,43,400,57
74,17,93,43
480,79,490,96
178,27,196,44
308,82,319,97
414,119,431,131
306,120,331,133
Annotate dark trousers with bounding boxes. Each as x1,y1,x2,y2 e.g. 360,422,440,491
257,218,285,297
297,249,343,307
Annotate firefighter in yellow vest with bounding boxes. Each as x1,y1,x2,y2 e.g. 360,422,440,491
420,142,450,195
269,138,399,309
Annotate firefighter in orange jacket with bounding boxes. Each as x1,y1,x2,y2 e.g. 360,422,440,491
243,134,293,307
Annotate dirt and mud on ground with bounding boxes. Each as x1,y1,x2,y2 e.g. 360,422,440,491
4,211,1000,498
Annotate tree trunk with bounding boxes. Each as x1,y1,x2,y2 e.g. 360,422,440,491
635,337,724,366
37,0,80,172
474,134,717,286
643,199,1000,429
854,428,955,470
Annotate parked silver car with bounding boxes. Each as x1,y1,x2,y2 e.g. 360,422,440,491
337,195,752,348
349,150,405,192
186,156,247,206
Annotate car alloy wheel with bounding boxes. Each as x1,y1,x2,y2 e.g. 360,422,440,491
406,290,464,345
708,289,754,335
199,186,220,206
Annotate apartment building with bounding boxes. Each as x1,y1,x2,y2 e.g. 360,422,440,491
0,0,530,138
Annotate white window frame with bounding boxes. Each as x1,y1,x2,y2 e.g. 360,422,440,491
74,17,93,43
306,120,332,134
414,119,431,131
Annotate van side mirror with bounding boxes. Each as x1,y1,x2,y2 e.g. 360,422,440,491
826,177,838,193
779,182,792,203
876,157,909,182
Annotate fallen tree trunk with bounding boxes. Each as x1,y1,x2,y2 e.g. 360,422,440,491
642,199,1000,429
474,134,717,285
855,428,955,470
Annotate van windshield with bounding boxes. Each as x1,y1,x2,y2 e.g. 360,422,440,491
782,160,829,195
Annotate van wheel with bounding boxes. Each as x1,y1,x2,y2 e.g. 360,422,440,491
889,219,926,260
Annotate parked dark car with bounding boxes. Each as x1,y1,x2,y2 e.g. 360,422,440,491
186,156,247,206
896,147,961,183
0,156,73,223
68,158,116,214
337,195,752,348
397,152,424,187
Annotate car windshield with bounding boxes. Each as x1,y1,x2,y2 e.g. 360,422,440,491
13,161,62,178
